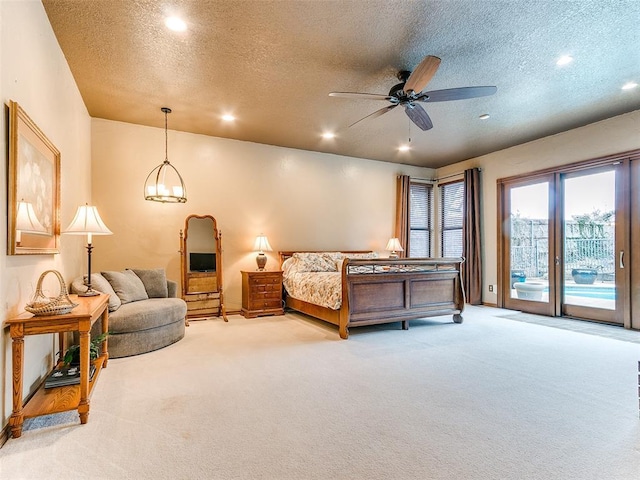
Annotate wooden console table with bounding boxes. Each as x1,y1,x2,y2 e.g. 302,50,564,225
6,293,109,438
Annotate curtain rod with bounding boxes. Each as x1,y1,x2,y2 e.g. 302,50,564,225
410,168,481,183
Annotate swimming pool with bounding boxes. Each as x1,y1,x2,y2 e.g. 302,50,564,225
543,285,616,300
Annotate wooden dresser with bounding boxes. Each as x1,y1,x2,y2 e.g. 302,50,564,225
241,270,284,318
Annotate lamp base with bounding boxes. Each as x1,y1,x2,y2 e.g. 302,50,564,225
256,252,267,271
78,288,100,297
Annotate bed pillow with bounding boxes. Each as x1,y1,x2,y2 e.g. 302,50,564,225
282,257,298,278
292,252,338,272
131,268,168,298
102,269,149,304
343,252,379,259
71,272,122,312
337,252,379,270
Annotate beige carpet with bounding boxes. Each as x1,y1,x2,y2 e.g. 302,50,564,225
1,306,638,480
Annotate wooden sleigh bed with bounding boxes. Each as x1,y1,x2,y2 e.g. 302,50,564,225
279,251,466,339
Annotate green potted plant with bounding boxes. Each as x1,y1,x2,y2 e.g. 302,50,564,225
63,333,108,366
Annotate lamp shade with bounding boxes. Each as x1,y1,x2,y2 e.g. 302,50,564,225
63,204,113,242
253,234,273,253
385,238,404,252
15,200,47,234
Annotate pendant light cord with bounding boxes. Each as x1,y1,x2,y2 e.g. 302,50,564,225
164,109,169,164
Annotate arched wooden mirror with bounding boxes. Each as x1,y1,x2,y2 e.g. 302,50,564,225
179,214,227,322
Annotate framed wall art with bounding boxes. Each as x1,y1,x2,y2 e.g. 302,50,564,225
7,100,60,255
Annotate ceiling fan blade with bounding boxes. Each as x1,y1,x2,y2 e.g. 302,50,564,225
418,86,497,102
404,104,433,131
404,55,441,94
348,105,397,128
329,92,393,101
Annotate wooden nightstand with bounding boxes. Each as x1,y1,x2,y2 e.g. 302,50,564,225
241,270,284,318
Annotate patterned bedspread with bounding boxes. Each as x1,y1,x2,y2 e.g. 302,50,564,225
281,252,380,310
282,272,342,310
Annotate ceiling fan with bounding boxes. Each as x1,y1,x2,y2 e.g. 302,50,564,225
329,55,497,131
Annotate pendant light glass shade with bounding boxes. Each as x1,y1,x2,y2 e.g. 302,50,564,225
144,107,187,203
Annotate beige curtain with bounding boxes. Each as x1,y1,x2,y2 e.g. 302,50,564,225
463,168,482,304
395,175,410,258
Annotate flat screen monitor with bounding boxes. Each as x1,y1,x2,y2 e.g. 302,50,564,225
190,252,216,272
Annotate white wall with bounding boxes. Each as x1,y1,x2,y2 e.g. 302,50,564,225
1,0,91,431
91,118,433,311
435,109,640,305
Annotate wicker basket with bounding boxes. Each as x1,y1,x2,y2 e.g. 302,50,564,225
25,270,79,316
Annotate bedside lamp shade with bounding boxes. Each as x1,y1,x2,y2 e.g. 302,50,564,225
385,237,404,259
63,204,113,296
253,234,273,271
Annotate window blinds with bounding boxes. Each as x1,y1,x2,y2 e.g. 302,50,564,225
409,182,433,257
441,181,464,257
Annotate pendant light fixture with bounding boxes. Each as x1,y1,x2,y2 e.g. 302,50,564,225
144,107,187,203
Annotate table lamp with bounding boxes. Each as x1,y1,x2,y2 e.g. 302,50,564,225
63,204,113,296
253,234,273,271
385,238,404,259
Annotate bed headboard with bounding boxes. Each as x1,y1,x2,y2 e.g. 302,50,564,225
278,250,373,266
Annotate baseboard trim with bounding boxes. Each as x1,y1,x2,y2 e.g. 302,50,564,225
482,301,498,308
0,423,10,448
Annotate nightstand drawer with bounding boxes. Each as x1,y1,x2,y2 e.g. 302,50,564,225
248,298,282,309
250,283,280,293
249,275,280,285
250,290,280,299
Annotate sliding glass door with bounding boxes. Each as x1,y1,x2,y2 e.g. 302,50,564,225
561,167,624,324
501,176,555,315
499,160,630,325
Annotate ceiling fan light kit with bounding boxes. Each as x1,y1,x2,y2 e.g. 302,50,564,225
330,55,497,132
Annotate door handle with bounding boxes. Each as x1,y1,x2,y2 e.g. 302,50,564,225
555,256,560,266
619,251,624,269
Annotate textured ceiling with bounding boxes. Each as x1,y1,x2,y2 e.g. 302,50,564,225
42,0,640,169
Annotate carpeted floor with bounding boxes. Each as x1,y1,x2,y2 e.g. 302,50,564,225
498,312,640,344
1,305,638,480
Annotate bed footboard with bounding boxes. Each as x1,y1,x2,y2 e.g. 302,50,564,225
340,257,465,339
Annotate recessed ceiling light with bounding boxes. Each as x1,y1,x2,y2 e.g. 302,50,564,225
221,114,236,122
556,55,573,66
622,82,638,90
165,16,187,32
321,132,336,139
479,114,490,120
398,144,411,152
